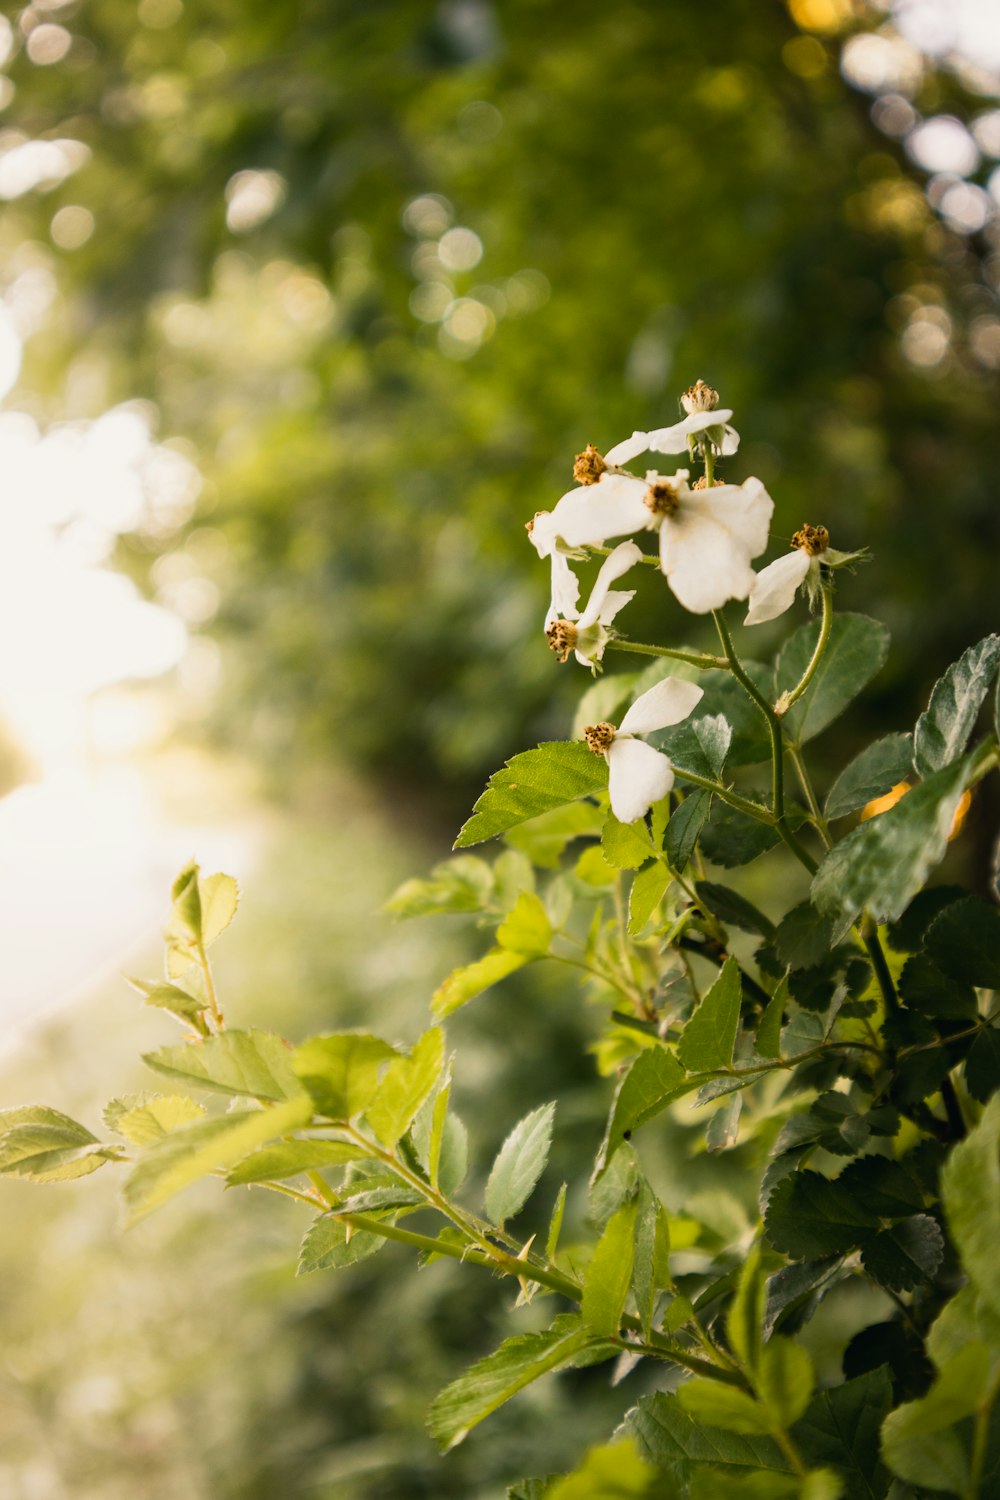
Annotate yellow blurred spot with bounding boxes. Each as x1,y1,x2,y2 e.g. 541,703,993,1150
788,0,855,32
861,781,972,841
782,35,827,78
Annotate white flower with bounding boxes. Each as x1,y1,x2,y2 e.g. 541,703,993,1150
546,540,642,667
654,474,773,614
744,524,829,626
605,412,739,465
584,677,704,823
527,473,650,559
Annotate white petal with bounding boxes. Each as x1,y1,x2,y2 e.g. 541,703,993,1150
718,423,740,455
744,549,811,626
595,588,634,626
543,474,652,551
545,551,581,628
645,410,736,453
607,738,675,823
604,430,654,465
699,477,774,560
659,510,756,613
576,540,643,628
619,676,704,735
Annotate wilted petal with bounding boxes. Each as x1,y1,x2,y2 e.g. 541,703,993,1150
659,510,757,613
576,540,644,629
604,430,653,465
619,676,704,735
607,737,675,823
744,549,811,626
546,551,581,627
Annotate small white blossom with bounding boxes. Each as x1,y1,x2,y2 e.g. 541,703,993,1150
584,677,704,823
744,548,815,626
546,540,642,667
527,473,650,559
605,410,740,465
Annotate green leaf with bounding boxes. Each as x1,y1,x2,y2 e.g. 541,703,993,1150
199,872,240,945
124,1094,312,1221
898,952,978,1020
728,1245,764,1373
914,633,1000,778
497,891,554,955
629,861,671,935
925,893,1000,989
773,904,836,971
700,804,805,869
106,1094,206,1146
665,789,712,871
941,1095,1000,1320
546,1182,567,1261
297,1214,386,1273
581,1197,636,1337
385,856,494,917
144,1029,300,1101
0,1105,113,1183
966,1028,1000,1103
170,860,203,941
824,733,914,820
227,1138,365,1184
756,1338,814,1428
414,1097,469,1197
764,1171,877,1258
602,811,655,871
627,1391,787,1477
594,1047,693,1176
881,1344,992,1495
365,1027,445,1147
292,1033,397,1119
775,614,890,745
927,1284,1000,1371
887,885,967,953
427,1315,602,1451
755,978,788,1061
860,1214,944,1292
678,958,742,1073
657,713,732,781
697,665,774,767
431,948,529,1019
505,803,604,869
811,753,976,941
632,1181,658,1340
791,1368,892,1500
455,742,608,848
127,977,206,1020
695,882,775,939
677,1379,772,1437
546,1438,663,1499
485,1102,556,1227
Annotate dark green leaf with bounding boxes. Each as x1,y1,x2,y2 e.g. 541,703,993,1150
632,1181,658,1341
764,1171,877,1258
696,665,774,767
835,1156,925,1219
699,805,782,868
775,614,890,745
925,894,1000,989
898,953,977,1020
887,885,967,953
695,882,775,938
773,903,836,970
455,742,608,848
811,754,976,941
966,1028,1000,1103
763,1257,842,1340
861,1214,944,1292
824,733,914,820
655,715,730,782
297,1214,386,1274
626,1392,787,1477
144,1030,301,1102
602,812,655,871
790,1368,892,1500
665,790,711,871
755,978,787,1061
593,1048,693,1176
914,633,1000,778
485,1102,555,1226
677,958,742,1073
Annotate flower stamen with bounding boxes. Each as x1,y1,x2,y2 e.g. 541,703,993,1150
681,379,720,414
644,480,681,517
791,523,830,556
573,444,607,486
691,475,725,490
546,620,578,662
584,721,617,755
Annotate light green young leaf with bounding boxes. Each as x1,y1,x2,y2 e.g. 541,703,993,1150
756,1338,814,1429
127,976,206,1020
385,856,494,917
293,1033,397,1119
497,891,553,956
775,614,890,745
914,633,1000,778
594,1048,694,1176
824,733,914,820
728,1245,764,1374
547,1438,664,1499
106,1094,206,1147
941,1094,1000,1320
455,741,608,848
144,1029,300,1101
0,1105,114,1183
881,1344,992,1495
927,1285,1000,1372
170,860,202,941
199,872,239,945
410,1074,469,1196
366,1027,446,1147
505,802,604,870
601,812,654,871
811,753,975,941
628,861,671,935
427,1315,602,1452
632,1181,658,1341
581,1197,636,1337
677,958,742,1073
297,1214,386,1273
755,977,788,1061
676,1378,772,1437
431,948,529,1019
485,1102,556,1227
546,1182,568,1262
124,1093,312,1221
227,1138,365,1185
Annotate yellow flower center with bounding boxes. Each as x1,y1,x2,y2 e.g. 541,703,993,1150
584,722,617,754
573,444,607,486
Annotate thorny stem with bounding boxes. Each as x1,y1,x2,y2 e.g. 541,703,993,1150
671,766,774,824
776,577,834,716
605,638,726,671
712,610,786,822
860,914,899,1019
197,943,223,1029
788,744,831,849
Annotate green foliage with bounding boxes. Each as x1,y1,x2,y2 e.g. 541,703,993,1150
292,1032,397,1118
581,1198,636,1338
677,959,742,1073
775,616,890,743
913,634,1000,778
456,744,609,848
485,1102,556,1227
824,733,914,820
0,1106,115,1183
145,1029,301,1100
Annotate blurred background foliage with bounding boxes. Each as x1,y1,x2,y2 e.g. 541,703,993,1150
1,0,999,1495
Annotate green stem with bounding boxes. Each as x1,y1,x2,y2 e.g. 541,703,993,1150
776,578,834,716
771,1426,809,1480
671,766,774,824
605,639,726,671
967,1371,1000,1500
860,914,899,1019
713,610,786,823
788,744,831,849
588,544,660,568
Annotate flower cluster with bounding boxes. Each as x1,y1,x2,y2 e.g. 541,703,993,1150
528,379,853,821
